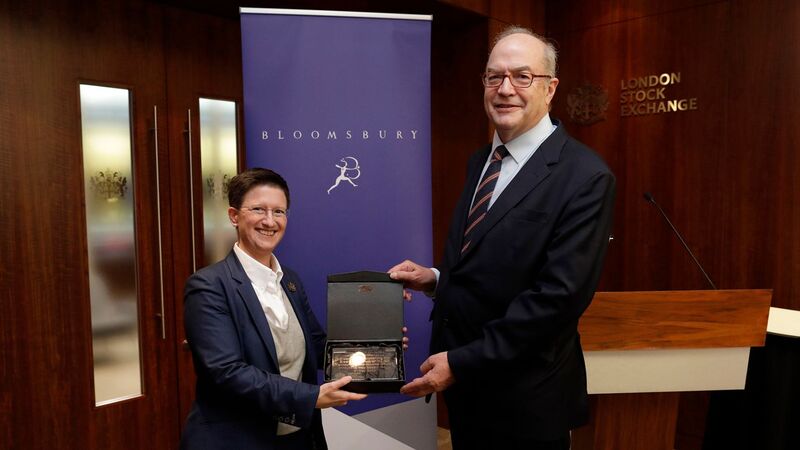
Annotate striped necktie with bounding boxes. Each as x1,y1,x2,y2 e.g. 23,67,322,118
462,145,509,254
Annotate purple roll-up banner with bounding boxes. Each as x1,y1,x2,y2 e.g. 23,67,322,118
240,8,433,423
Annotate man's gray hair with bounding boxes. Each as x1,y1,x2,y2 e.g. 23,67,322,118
491,26,558,77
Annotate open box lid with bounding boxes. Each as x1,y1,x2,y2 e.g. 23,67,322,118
326,271,404,341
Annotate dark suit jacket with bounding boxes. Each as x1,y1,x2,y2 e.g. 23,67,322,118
180,251,327,450
433,120,616,441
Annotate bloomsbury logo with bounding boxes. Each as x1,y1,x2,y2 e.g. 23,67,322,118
261,129,419,141
327,157,361,195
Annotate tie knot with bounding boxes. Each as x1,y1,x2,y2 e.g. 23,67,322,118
494,145,509,161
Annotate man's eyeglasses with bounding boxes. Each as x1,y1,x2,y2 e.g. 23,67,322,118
240,206,289,219
482,71,552,88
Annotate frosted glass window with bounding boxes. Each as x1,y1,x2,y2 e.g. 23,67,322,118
199,98,238,266
79,84,142,405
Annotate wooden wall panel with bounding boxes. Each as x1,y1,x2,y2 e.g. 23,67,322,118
548,0,800,448
490,0,546,30
439,0,545,29
430,4,489,263
438,0,489,16
551,2,731,293
725,0,800,308
547,0,721,34
548,0,799,318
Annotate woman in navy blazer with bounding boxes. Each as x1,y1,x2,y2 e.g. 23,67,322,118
180,168,365,450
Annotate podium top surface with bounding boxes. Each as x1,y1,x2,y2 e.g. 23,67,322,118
580,289,772,351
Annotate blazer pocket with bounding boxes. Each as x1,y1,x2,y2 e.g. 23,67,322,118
507,209,549,224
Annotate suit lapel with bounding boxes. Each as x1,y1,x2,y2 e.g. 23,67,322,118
225,252,280,368
458,124,568,262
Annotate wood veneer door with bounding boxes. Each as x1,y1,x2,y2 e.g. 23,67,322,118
161,7,245,426
1,1,179,449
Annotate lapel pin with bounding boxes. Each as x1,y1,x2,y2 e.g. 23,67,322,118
287,282,297,293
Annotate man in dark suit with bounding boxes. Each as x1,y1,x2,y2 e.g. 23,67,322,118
390,27,615,449
181,168,366,450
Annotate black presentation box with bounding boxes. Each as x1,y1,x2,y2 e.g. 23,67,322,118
324,271,405,393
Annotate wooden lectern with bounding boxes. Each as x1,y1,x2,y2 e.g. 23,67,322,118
572,290,772,450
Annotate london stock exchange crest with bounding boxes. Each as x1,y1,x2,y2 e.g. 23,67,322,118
566,82,609,126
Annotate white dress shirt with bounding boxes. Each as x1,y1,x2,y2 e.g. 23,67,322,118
233,243,290,329
471,113,558,209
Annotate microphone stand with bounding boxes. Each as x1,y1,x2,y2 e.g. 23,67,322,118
644,192,717,290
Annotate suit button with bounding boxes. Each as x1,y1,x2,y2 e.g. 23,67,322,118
443,318,450,327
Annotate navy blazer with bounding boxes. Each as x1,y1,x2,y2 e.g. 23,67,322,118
433,120,616,440
180,251,327,450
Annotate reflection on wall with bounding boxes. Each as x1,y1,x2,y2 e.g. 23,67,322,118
199,98,238,266
79,84,142,405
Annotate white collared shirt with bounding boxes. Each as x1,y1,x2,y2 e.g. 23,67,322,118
232,243,290,329
472,113,558,209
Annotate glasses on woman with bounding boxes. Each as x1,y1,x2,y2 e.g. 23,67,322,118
239,206,289,219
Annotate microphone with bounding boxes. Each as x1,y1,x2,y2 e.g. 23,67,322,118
643,192,717,289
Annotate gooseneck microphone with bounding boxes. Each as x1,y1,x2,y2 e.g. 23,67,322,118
643,192,717,290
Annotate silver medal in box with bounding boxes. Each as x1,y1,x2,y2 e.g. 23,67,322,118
324,271,405,393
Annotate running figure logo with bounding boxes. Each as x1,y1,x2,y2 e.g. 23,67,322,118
327,156,361,194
